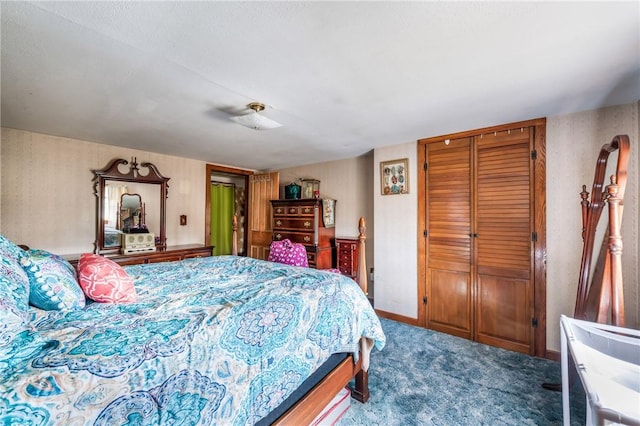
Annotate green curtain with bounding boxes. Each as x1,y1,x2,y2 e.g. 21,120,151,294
210,184,235,255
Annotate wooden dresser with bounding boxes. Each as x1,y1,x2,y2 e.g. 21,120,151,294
66,244,213,267
270,199,335,269
335,237,359,281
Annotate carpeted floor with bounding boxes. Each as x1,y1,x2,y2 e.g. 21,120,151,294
338,319,585,425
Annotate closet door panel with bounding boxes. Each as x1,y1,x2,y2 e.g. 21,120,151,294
474,130,533,354
476,274,531,353
429,269,472,338
425,138,473,338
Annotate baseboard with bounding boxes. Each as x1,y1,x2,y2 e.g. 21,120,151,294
545,349,560,362
376,309,561,361
374,309,419,326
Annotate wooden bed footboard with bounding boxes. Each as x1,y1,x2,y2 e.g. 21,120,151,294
273,353,368,425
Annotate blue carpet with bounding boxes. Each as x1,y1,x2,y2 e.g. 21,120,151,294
338,319,585,425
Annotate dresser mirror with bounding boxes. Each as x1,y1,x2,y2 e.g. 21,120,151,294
94,158,169,254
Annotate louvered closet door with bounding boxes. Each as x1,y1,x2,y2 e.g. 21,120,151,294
425,137,473,339
474,130,533,354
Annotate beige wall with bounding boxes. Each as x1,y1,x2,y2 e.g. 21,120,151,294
1,128,208,254
546,102,639,350
373,102,640,353
276,152,375,272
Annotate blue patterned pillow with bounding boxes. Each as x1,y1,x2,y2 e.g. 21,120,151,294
21,249,85,310
0,233,26,264
0,259,30,348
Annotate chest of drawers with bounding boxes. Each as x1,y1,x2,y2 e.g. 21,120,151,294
270,199,335,269
335,237,359,281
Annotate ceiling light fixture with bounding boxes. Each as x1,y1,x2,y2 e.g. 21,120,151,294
230,102,282,130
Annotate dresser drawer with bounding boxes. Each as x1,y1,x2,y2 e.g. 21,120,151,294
306,251,317,268
148,254,183,264
273,217,316,231
273,204,316,216
339,254,354,266
338,259,353,275
273,231,316,246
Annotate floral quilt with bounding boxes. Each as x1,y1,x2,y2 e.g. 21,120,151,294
0,255,385,425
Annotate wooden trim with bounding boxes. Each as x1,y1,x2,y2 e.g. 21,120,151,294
417,143,427,327
545,349,560,362
532,121,547,358
418,118,547,144
375,309,420,326
273,355,365,425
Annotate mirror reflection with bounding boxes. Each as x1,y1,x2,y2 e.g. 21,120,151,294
120,193,143,232
102,181,161,248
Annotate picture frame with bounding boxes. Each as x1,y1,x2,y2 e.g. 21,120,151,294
322,198,336,228
380,158,409,195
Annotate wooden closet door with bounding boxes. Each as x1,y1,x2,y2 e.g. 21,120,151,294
248,172,279,260
474,130,534,354
425,137,473,339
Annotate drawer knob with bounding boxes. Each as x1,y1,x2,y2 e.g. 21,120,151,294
276,220,282,226
275,234,282,240
304,221,311,228
304,236,311,242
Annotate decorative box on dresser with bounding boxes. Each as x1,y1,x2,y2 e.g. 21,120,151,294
66,244,213,267
270,199,335,269
335,237,359,281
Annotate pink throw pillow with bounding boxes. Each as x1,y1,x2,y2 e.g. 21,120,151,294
77,254,137,303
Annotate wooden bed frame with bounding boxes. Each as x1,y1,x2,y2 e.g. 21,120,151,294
231,215,372,424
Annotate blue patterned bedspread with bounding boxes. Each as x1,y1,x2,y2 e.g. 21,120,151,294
0,256,385,425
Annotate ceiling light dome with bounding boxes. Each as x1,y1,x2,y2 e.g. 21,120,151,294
230,102,282,130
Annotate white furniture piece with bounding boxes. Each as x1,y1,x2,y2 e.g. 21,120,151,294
560,315,640,426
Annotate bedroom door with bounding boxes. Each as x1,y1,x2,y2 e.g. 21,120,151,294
247,172,279,260
418,118,547,357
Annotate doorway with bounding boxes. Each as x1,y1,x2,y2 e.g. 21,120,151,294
205,164,252,256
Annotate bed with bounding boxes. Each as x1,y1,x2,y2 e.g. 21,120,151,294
0,232,385,424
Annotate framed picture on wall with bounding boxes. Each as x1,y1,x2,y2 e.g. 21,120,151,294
322,198,336,227
380,158,409,195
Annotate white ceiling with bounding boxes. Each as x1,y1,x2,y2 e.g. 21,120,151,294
2,1,639,170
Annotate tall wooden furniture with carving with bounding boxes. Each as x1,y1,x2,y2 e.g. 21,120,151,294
418,118,546,356
575,135,629,326
270,199,335,269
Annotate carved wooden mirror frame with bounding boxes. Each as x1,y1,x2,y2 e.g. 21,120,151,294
575,135,629,326
93,158,170,254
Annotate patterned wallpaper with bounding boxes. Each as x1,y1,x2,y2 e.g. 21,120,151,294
1,128,207,254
